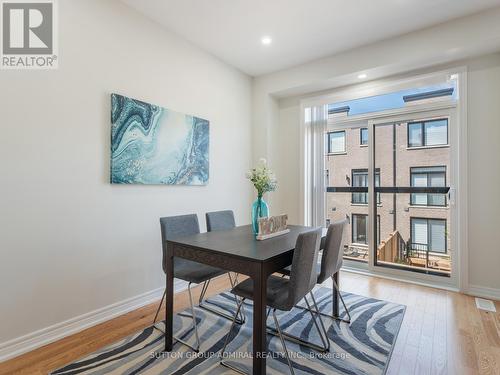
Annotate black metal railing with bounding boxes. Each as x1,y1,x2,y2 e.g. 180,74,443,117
407,242,429,258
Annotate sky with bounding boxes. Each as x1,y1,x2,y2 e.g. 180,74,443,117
328,82,457,116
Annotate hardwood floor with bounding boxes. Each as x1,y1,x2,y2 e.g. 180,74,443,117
0,272,498,375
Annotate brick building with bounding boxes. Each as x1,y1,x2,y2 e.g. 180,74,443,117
326,109,451,274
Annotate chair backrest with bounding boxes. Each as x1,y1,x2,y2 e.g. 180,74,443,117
159,214,200,274
317,219,347,284
206,210,236,232
286,228,322,309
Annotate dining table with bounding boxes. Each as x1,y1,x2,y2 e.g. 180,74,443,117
164,224,335,375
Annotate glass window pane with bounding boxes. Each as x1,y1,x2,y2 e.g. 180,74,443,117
352,170,367,204
375,173,381,204
429,171,446,206
360,128,368,145
351,170,379,204
411,218,428,246
429,173,445,187
429,220,446,252
352,193,364,204
408,123,423,147
424,119,447,146
329,131,345,153
373,118,451,275
412,193,428,205
352,214,367,244
411,172,427,205
411,166,445,174
411,173,427,187
352,172,366,186
428,193,445,206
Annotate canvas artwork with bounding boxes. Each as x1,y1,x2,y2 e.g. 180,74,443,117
110,94,209,185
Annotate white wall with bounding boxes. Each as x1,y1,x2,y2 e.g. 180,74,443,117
253,9,500,296
0,0,252,346
467,53,500,292
271,101,301,223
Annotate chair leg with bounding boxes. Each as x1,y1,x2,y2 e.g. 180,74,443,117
228,273,246,323
220,298,247,375
198,280,210,304
266,299,329,352
152,289,166,325
198,274,245,324
294,277,352,324
272,309,296,375
187,283,201,351
308,292,330,351
331,276,351,324
304,294,330,351
153,283,201,352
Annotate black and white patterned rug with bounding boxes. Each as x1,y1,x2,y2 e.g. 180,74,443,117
52,287,405,374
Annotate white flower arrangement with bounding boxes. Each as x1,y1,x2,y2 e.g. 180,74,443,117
246,158,277,198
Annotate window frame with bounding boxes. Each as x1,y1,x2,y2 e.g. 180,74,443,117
327,130,346,154
409,166,447,207
351,168,381,205
410,217,448,254
407,118,449,148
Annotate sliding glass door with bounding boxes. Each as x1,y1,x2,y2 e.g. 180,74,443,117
371,114,452,277
324,108,455,281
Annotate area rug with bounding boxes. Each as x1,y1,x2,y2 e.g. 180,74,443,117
51,287,405,375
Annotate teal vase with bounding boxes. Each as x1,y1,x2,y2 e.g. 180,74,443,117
252,196,269,234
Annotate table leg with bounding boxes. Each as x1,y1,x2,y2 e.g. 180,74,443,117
164,245,174,351
332,271,339,318
253,270,267,374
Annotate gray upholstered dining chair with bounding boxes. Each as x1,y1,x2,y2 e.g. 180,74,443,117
278,219,351,324
203,210,245,323
206,210,236,232
220,229,327,375
317,219,351,323
152,214,241,352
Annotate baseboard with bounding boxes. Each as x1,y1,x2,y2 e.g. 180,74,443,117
0,280,188,363
466,284,500,301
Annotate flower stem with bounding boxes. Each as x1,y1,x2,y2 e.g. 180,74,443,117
257,196,262,218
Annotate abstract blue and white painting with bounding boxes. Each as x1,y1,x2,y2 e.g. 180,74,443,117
110,94,209,185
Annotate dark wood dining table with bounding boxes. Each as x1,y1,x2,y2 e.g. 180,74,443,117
164,224,336,375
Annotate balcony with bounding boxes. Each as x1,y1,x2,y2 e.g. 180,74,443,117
406,242,451,273
341,231,451,276
376,231,451,275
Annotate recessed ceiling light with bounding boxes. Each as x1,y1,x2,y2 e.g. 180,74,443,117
261,36,272,45
358,73,367,79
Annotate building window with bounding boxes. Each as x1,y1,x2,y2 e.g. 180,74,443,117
411,218,447,253
360,128,368,145
408,118,448,148
352,214,380,245
352,169,380,204
410,166,446,206
328,131,346,154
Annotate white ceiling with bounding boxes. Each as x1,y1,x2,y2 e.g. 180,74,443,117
121,0,500,76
